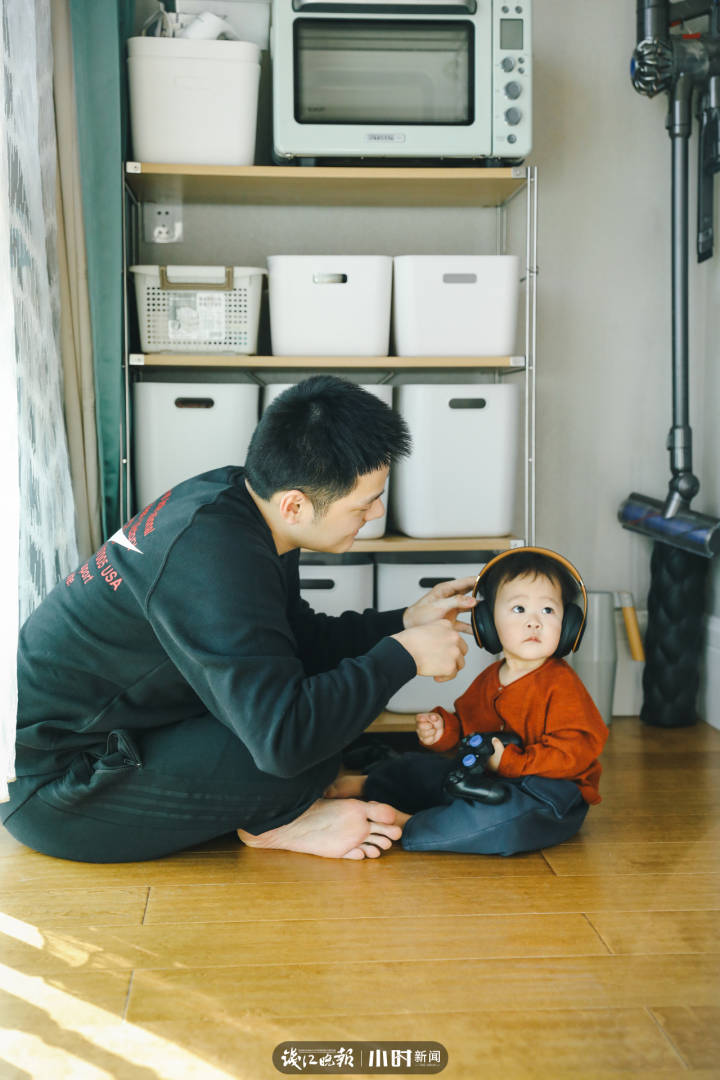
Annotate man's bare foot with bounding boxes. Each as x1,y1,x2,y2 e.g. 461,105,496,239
237,798,407,860
324,774,367,799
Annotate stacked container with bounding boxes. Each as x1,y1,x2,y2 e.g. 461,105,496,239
127,36,261,166
299,554,374,618
391,383,520,538
267,256,393,356
130,265,266,355
133,377,259,509
393,255,520,356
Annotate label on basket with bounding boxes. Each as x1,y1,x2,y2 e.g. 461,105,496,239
167,292,225,343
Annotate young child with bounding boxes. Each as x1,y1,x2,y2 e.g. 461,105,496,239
329,548,608,855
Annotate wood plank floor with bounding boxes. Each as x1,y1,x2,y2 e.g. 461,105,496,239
1,716,719,1079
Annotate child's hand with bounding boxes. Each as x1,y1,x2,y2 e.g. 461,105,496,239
485,737,506,772
416,711,444,747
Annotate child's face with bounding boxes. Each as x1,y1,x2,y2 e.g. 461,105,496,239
493,572,564,666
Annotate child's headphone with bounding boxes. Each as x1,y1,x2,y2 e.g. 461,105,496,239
470,547,588,658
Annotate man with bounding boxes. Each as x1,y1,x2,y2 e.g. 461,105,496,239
4,377,476,863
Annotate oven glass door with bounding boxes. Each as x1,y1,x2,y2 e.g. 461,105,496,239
294,19,474,125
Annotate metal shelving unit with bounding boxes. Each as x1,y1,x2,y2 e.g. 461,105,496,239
122,162,537,553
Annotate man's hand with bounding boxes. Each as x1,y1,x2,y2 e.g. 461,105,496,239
403,575,478,636
416,711,445,747
392,620,467,682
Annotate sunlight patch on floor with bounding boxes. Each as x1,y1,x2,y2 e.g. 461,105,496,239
0,957,238,1080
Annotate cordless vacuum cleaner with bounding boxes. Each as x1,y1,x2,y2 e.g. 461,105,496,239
618,0,720,726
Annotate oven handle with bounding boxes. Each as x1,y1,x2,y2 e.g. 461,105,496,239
292,1,477,14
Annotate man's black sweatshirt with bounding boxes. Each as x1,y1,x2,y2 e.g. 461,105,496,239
14,468,416,797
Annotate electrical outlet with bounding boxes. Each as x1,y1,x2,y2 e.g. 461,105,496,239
143,202,183,244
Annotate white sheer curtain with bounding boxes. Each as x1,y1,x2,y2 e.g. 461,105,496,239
1,0,78,801
0,5,19,804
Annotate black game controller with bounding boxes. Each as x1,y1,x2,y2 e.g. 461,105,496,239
443,730,523,805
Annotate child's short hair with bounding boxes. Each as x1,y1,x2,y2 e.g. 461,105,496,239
481,550,579,612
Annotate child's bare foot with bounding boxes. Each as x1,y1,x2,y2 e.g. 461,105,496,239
237,798,406,860
324,774,367,799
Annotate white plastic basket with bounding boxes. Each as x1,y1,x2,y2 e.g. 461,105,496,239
132,380,259,508
130,265,266,354
393,255,520,357
267,255,392,356
299,559,374,618
391,383,520,537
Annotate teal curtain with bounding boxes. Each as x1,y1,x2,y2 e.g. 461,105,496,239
69,0,134,537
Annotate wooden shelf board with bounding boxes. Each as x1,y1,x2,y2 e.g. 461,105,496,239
129,354,525,370
125,163,528,208
350,534,521,553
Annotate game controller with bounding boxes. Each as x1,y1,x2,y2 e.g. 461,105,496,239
443,730,523,805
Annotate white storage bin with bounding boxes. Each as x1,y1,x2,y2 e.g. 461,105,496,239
267,256,392,356
127,36,260,165
393,255,520,356
262,381,393,539
299,556,374,618
377,559,494,713
391,384,519,537
133,380,259,509
130,265,265,354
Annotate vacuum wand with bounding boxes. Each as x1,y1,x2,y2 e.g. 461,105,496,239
620,0,720,559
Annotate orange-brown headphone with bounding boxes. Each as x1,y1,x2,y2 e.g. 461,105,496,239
470,547,588,657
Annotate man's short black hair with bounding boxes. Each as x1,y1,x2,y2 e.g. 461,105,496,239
481,550,579,612
244,376,411,515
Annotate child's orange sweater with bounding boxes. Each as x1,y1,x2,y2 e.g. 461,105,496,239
431,658,608,804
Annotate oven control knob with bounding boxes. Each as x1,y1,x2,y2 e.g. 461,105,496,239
505,81,522,99
504,107,522,125
501,57,515,72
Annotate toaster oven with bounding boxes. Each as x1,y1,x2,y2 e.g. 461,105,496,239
271,0,532,162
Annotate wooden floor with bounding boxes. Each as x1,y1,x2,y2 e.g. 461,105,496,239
1,716,719,1080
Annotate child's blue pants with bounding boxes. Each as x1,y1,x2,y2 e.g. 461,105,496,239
363,752,588,856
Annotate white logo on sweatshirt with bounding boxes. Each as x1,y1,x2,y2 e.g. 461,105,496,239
109,528,143,555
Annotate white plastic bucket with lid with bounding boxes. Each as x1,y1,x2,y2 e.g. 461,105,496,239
127,36,261,165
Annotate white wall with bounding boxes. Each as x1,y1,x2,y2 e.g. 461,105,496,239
131,0,720,659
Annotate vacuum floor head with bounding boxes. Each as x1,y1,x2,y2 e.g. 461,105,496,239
618,492,720,558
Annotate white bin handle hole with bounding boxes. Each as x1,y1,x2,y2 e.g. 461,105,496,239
174,397,215,409
448,398,487,409
419,577,454,588
300,578,336,590
442,273,477,284
312,273,348,285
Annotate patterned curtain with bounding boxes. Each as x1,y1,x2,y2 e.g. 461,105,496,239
1,0,78,800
